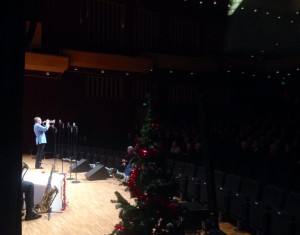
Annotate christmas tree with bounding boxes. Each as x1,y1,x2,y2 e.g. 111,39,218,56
110,94,186,235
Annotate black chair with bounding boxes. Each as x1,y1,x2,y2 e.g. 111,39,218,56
236,162,254,179
105,156,115,168
178,163,197,199
80,147,94,163
97,154,108,165
113,156,122,169
271,168,296,191
186,166,206,202
165,159,174,176
215,173,241,220
253,166,273,186
171,161,185,179
222,161,238,174
91,147,104,163
269,191,300,235
97,147,105,156
229,178,261,231
77,146,88,161
248,184,286,235
199,170,225,205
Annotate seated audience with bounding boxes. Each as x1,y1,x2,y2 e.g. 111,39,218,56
22,180,42,221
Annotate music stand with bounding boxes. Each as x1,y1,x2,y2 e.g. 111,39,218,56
72,124,80,184
67,124,75,180
58,121,66,175
52,125,58,173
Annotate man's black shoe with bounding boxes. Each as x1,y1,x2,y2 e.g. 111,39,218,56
25,212,42,221
35,166,43,169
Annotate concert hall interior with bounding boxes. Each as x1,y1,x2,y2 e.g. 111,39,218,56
1,0,300,234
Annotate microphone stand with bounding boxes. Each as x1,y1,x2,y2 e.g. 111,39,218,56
52,125,58,173
67,122,71,160
67,123,75,180
72,123,80,184
59,122,65,175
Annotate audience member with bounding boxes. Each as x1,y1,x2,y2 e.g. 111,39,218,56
22,180,42,221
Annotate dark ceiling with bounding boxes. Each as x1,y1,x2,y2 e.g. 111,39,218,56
25,0,300,60
225,0,300,59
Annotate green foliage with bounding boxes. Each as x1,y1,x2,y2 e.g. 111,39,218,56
110,94,184,235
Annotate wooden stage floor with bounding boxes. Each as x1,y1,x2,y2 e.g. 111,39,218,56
22,155,250,235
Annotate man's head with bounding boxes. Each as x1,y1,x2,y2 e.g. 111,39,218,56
34,117,42,124
127,146,134,154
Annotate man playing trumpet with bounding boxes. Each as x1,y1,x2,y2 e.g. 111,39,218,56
33,117,55,169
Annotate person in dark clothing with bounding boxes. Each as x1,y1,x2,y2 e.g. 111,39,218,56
22,180,41,221
118,146,135,172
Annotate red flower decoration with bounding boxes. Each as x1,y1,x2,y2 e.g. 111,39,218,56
114,224,129,234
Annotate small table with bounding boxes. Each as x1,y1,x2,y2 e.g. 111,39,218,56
23,171,66,212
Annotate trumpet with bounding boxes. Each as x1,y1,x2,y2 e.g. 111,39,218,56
42,119,56,125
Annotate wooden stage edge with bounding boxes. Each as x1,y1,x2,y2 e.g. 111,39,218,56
22,154,250,235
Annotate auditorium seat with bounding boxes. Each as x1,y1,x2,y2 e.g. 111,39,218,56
171,161,185,179
271,167,296,191
178,163,197,199
199,170,225,205
248,184,286,235
269,191,300,235
222,161,238,174
103,148,113,157
215,174,241,220
113,156,122,169
166,159,174,176
186,166,206,201
253,166,273,186
105,156,115,168
236,162,254,179
229,178,261,231
97,154,108,165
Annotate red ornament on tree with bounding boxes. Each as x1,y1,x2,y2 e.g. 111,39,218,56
140,149,149,159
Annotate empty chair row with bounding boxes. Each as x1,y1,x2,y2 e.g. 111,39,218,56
166,157,300,193
178,167,300,235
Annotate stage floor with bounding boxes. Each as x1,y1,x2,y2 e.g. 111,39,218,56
22,154,250,235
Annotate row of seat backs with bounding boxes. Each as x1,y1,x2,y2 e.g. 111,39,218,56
178,165,300,235
166,158,300,192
